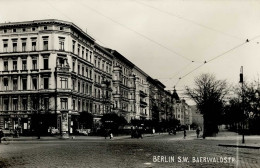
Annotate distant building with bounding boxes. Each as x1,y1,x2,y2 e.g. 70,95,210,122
190,105,203,128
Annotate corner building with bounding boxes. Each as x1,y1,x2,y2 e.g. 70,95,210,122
0,20,114,137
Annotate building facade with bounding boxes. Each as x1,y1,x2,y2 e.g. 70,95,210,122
0,19,188,136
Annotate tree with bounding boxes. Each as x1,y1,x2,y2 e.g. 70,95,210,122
185,73,228,137
226,82,260,134
100,113,127,131
78,111,93,129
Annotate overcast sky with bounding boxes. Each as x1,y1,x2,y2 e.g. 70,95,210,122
1,0,260,104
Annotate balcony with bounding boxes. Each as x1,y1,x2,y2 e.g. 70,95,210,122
140,100,147,108
56,65,70,72
140,90,147,97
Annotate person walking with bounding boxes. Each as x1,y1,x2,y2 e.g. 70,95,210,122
183,129,187,139
196,127,200,138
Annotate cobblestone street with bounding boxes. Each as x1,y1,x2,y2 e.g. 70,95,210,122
0,131,259,168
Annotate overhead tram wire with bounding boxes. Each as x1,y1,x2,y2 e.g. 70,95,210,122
77,1,197,63
175,35,260,87
134,0,244,41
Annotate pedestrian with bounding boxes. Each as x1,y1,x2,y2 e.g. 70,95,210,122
109,131,113,139
196,127,200,138
0,129,4,143
183,129,187,139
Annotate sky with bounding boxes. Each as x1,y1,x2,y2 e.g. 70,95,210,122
1,0,260,104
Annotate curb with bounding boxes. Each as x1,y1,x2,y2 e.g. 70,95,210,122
218,144,260,149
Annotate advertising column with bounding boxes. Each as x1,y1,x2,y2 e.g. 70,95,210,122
61,112,69,139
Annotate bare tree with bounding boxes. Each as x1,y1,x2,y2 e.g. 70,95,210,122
185,73,228,137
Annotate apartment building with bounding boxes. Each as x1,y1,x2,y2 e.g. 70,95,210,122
132,66,150,120
0,20,114,137
0,19,183,136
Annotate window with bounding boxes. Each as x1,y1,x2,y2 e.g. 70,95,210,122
32,78,37,90
86,68,88,78
44,98,49,110
60,98,68,110
60,27,64,31
90,52,92,63
58,58,65,67
13,43,17,52
89,85,92,96
44,78,49,89
22,78,27,90
78,81,80,92
72,60,75,72
32,27,36,31
59,40,64,51
43,58,49,69
32,41,36,51
13,79,18,90
82,82,85,93
44,26,47,30
43,41,48,50
4,78,8,90
32,59,37,70
86,51,88,61
72,79,75,90
86,84,89,95
22,59,27,70
13,29,16,33
72,41,75,53
78,99,81,111
4,29,7,33
22,28,26,32
4,61,8,71
22,98,27,110
22,42,26,52
82,47,84,59
82,66,84,76
89,70,92,79
78,45,80,56
3,43,8,52
60,78,68,89
78,64,80,74
3,98,9,111
72,99,76,110
13,98,18,110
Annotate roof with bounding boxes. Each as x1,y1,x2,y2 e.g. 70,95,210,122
0,19,95,43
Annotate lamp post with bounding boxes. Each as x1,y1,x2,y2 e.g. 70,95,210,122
239,66,245,144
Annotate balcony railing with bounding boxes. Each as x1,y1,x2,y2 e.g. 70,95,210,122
140,100,147,107
140,90,147,97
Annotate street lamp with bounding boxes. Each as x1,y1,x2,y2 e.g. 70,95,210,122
239,66,245,144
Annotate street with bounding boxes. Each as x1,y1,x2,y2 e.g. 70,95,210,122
0,131,259,168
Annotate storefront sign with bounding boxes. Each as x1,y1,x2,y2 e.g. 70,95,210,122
10,114,28,118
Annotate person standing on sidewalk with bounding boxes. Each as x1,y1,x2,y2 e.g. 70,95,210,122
183,129,187,139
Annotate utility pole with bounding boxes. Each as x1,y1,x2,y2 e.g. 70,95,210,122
239,66,245,144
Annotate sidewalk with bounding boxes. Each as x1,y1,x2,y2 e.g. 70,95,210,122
4,132,166,142
193,131,260,149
